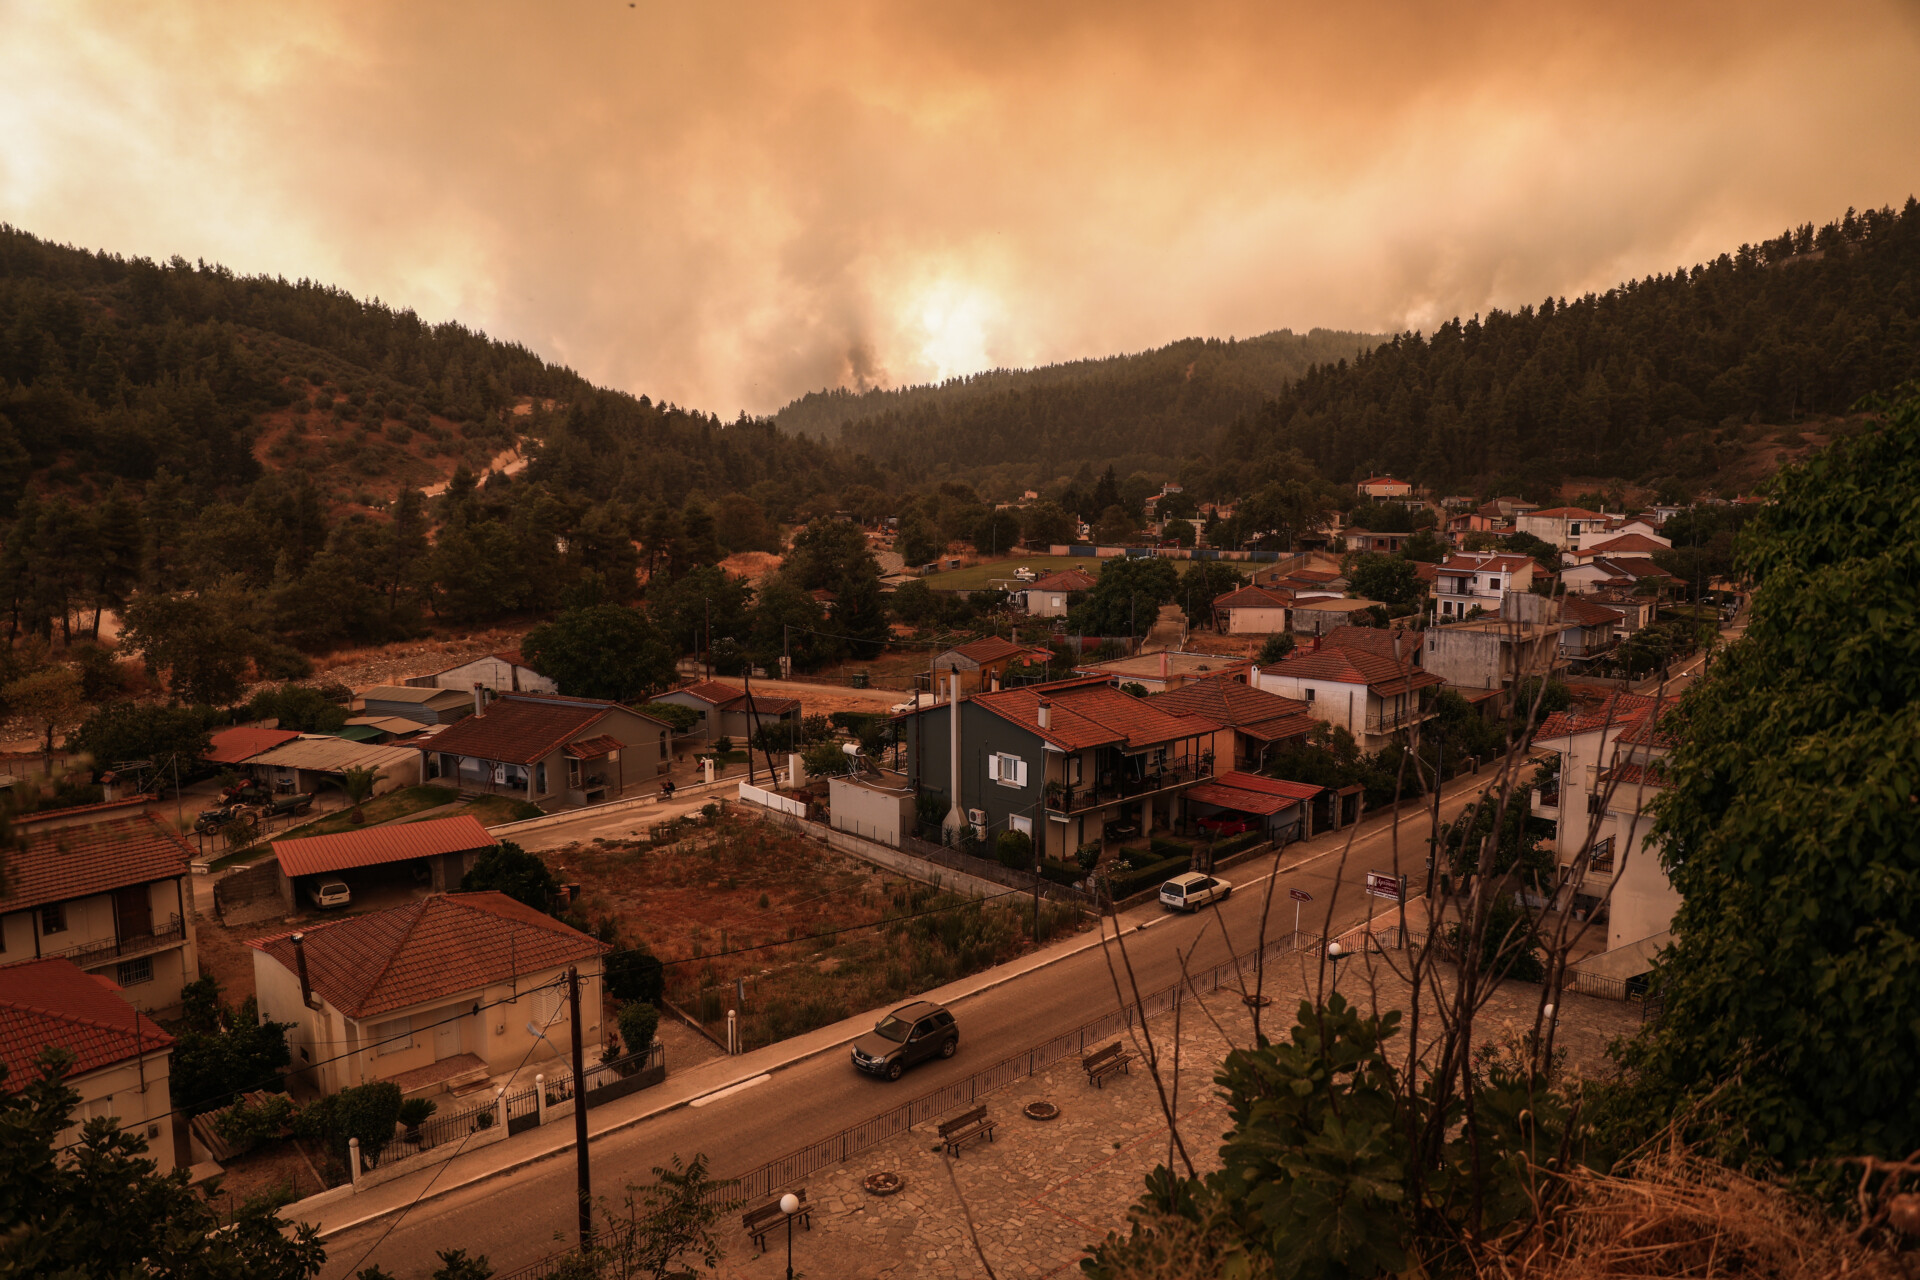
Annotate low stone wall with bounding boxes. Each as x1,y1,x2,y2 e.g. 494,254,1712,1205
213,860,285,927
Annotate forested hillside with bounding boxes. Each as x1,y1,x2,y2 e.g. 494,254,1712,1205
772,328,1378,483
0,225,860,658
1227,200,1920,493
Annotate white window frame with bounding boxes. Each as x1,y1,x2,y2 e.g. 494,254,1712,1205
374,1016,414,1056
991,752,1027,788
1010,814,1033,837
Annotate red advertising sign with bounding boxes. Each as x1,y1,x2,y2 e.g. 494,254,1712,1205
1364,871,1404,901
1288,888,1312,902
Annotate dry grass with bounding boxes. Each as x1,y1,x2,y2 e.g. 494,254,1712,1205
1482,1145,1912,1280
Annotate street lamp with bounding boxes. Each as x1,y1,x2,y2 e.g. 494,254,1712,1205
778,1192,802,1280
1327,941,1352,995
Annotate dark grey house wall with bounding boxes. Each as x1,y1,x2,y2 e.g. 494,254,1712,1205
904,701,1050,856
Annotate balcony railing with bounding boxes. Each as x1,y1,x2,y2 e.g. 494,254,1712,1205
40,916,186,971
1045,756,1214,815
1363,705,1433,734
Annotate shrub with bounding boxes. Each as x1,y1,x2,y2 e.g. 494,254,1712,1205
1075,843,1103,873
397,1097,437,1133
604,944,665,1005
211,1092,296,1156
995,829,1033,870
618,1002,660,1058
297,1081,404,1168
460,841,559,913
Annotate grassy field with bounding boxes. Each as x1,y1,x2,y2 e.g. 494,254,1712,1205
919,554,1258,592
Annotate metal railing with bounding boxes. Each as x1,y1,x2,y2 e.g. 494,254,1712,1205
40,916,187,970
1044,759,1213,815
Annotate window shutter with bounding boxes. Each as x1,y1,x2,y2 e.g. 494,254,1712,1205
1015,758,1028,787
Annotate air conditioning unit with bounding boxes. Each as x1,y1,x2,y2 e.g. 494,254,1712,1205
967,808,987,836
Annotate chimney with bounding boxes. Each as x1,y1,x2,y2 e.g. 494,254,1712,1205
1037,700,1051,730
290,932,316,1008
1312,634,1323,652
944,674,966,837
473,683,486,717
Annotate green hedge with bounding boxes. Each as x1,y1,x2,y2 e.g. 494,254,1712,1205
1212,830,1268,858
1148,835,1194,858
1038,859,1085,887
1106,852,1194,900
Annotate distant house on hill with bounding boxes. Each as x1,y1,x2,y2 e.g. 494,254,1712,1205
647,680,802,746
1020,569,1095,618
1357,476,1413,499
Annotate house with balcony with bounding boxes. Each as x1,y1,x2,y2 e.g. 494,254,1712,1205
1559,555,1681,597
1421,594,1572,707
251,891,607,1099
1149,673,1315,771
1251,645,1442,752
1431,552,1538,621
0,958,182,1171
1515,506,1610,551
0,800,198,1015
1342,528,1412,554
1532,694,1681,958
1557,596,1625,661
1571,528,1669,559
899,675,1220,859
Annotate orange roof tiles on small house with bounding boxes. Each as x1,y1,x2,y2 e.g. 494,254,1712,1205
248,891,605,1020
1029,569,1096,592
1581,533,1669,556
273,814,496,879
0,959,175,1085
1538,692,1658,740
941,635,1037,667
1150,673,1316,743
422,693,669,766
206,726,303,765
669,680,802,715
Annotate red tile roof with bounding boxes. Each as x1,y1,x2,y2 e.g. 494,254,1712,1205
661,680,801,715
1582,533,1668,555
1213,585,1293,610
563,735,625,759
1272,645,1441,697
1559,596,1625,627
941,636,1033,666
274,814,496,879
1149,675,1314,742
0,814,191,915
1186,770,1323,815
1583,557,1678,581
1029,569,1095,592
967,677,1219,751
0,960,174,1086
1358,476,1410,487
249,892,605,1019
1318,625,1421,664
1438,554,1534,574
421,694,665,766
207,726,303,764
1538,692,1658,739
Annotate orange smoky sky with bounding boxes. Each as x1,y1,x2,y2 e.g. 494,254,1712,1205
3,1,1917,416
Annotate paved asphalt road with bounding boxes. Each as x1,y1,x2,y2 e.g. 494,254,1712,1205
320,773,1496,1279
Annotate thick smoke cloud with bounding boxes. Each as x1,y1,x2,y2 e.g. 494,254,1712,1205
3,0,1916,415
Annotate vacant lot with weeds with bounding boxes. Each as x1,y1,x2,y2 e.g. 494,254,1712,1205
551,809,1087,1051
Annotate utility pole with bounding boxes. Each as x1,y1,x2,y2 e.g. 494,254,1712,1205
742,659,778,785
566,967,592,1249
704,599,712,681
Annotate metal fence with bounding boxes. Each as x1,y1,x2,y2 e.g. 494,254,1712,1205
898,831,1097,907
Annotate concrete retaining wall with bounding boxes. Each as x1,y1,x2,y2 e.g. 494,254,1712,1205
737,798,1011,901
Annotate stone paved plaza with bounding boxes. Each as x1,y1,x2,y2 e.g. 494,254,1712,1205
714,948,1642,1279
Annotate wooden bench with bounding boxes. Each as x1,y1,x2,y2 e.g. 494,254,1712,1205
742,1188,811,1252
1082,1042,1133,1088
937,1105,997,1157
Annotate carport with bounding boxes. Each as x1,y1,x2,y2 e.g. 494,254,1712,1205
1184,771,1324,847
272,814,497,914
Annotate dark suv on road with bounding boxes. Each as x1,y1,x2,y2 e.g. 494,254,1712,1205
850,1000,957,1080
